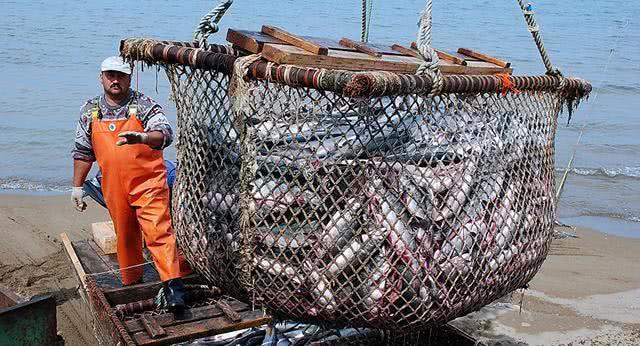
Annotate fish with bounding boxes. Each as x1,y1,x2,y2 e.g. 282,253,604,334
377,193,421,276
476,171,506,204
315,199,362,260
440,253,474,277
254,257,304,287
306,265,337,316
360,249,395,320
202,191,238,214
431,160,477,221
441,217,486,257
325,229,384,278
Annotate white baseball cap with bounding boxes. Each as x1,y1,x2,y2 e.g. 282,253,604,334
100,56,132,75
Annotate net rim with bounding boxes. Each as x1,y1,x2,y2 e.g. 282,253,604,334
120,38,591,99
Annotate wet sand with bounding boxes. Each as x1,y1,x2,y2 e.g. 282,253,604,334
0,194,108,345
451,227,640,345
0,193,638,345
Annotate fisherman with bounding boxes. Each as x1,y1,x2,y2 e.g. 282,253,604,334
71,56,190,312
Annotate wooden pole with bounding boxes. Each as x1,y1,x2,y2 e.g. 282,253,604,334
261,25,328,55
339,38,382,57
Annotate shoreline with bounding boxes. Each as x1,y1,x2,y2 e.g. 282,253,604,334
0,194,638,344
3,188,638,240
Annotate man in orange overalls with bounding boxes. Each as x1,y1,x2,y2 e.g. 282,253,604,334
71,56,189,312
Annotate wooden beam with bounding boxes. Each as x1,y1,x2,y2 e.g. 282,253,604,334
390,44,420,58
104,274,200,305
132,309,271,345
125,300,249,333
339,38,382,57
410,41,467,65
464,60,512,74
227,29,404,55
60,233,90,304
458,48,511,67
226,29,274,53
261,25,328,55
261,43,513,75
435,50,467,65
60,233,87,289
141,314,167,339
261,43,420,74
216,300,241,322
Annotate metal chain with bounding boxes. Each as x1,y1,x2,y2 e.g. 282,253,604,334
415,0,444,95
193,0,234,48
516,1,562,77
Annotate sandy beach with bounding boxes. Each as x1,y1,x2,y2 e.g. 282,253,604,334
0,193,638,345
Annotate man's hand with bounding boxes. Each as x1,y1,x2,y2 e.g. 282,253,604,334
117,131,149,146
71,187,87,212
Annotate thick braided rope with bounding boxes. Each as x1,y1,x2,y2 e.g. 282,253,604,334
193,0,234,48
230,54,262,291
361,0,368,42
516,0,562,78
415,0,444,95
361,0,371,43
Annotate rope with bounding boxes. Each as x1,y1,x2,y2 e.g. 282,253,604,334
361,0,368,42
516,1,562,77
555,130,582,202
193,0,234,48
85,261,153,277
415,0,444,95
360,0,373,43
231,54,262,291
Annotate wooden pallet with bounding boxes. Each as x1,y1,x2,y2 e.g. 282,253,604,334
227,26,512,75
60,233,270,345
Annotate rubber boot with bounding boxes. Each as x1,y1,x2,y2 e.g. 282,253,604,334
163,278,185,313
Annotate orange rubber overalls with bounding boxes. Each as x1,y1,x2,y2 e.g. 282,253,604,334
91,103,190,285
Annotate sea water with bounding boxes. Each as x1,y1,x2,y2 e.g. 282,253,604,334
0,0,638,236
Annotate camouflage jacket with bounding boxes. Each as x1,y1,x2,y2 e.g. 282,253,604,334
72,90,173,161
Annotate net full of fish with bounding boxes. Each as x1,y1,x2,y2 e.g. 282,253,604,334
191,90,557,329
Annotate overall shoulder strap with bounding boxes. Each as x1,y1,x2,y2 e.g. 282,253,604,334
90,96,102,120
128,91,139,118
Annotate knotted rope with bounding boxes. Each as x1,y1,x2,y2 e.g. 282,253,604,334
415,0,444,95
230,54,263,291
361,0,373,43
516,1,563,78
193,0,234,48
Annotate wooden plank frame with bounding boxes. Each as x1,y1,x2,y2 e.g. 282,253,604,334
60,233,89,303
261,25,328,55
458,47,511,67
63,237,272,345
261,43,511,75
339,38,382,57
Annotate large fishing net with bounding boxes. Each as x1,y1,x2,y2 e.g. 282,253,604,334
121,38,590,330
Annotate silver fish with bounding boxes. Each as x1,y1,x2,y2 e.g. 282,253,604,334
316,199,362,259
254,257,304,286
202,192,238,214
306,265,337,314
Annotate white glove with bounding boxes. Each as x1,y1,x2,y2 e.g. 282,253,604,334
116,131,149,146
71,187,87,212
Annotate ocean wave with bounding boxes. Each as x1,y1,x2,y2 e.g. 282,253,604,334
0,177,69,193
568,166,640,179
576,211,640,224
598,84,640,94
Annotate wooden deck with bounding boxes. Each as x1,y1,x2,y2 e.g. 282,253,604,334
61,233,480,345
60,233,270,345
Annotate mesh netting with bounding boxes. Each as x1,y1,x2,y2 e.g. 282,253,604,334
121,40,590,330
